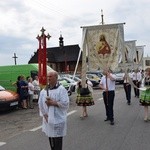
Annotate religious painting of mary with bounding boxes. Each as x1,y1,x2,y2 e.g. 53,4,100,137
95,34,111,57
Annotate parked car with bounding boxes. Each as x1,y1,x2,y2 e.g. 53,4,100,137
61,77,77,92
0,85,19,111
86,74,100,87
113,71,125,84
70,75,93,87
87,71,103,78
60,73,72,78
58,78,72,96
60,73,94,87
0,64,53,91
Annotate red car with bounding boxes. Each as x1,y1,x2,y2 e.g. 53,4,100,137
0,85,19,111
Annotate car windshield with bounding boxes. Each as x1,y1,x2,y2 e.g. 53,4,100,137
113,69,124,74
0,85,5,91
63,77,76,83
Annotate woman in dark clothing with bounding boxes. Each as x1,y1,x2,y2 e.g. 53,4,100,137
16,76,21,108
19,75,28,109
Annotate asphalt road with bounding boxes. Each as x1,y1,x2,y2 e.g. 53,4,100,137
0,85,150,150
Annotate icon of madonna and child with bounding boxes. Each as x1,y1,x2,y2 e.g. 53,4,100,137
95,34,111,58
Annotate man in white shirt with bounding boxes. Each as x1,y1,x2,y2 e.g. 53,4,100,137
99,68,116,125
123,71,133,105
132,69,142,98
38,71,69,150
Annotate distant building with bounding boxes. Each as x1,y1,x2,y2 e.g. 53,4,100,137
28,35,82,73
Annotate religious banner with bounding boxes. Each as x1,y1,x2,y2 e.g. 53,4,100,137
133,45,144,65
124,40,136,63
81,23,125,71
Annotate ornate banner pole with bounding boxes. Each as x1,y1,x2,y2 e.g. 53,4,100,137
36,27,51,86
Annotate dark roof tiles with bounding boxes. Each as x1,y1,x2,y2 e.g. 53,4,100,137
28,44,81,63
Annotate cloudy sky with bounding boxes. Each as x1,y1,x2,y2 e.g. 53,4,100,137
0,0,149,66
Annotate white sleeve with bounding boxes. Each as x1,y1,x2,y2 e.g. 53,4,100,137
57,86,69,109
38,90,48,116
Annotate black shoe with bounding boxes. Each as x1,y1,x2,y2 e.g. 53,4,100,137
110,121,114,125
104,118,110,121
127,102,131,105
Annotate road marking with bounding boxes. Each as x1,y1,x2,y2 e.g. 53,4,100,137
98,98,103,101
30,110,77,132
30,126,42,132
0,142,6,146
67,110,77,116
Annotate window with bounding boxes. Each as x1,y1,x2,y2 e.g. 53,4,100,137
145,60,150,66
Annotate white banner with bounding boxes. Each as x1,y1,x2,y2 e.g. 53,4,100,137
133,45,144,64
81,23,125,71
124,40,136,63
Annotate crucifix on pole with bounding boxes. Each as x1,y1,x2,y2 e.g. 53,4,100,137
36,27,51,86
12,53,18,65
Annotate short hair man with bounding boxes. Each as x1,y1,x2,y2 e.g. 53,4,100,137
38,71,69,150
99,68,116,125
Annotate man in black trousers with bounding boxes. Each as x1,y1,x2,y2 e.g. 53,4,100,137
99,68,116,125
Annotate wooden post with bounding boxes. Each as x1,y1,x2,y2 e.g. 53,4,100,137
12,53,18,65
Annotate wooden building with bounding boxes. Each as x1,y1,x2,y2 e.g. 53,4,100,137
28,35,82,73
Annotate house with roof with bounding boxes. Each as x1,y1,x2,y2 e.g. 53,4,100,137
28,35,82,73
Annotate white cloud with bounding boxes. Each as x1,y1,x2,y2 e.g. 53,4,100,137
0,0,150,66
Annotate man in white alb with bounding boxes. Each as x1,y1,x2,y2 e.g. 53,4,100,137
38,71,69,150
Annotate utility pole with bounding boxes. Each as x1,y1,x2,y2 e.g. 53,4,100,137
12,53,18,65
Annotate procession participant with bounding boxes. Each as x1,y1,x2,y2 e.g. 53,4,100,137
27,77,34,109
19,75,28,109
16,76,22,108
132,69,142,98
99,68,116,125
38,71,69,150
76,79,94,119
123,70,133,105
139,68,150,122
32,75,41,100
